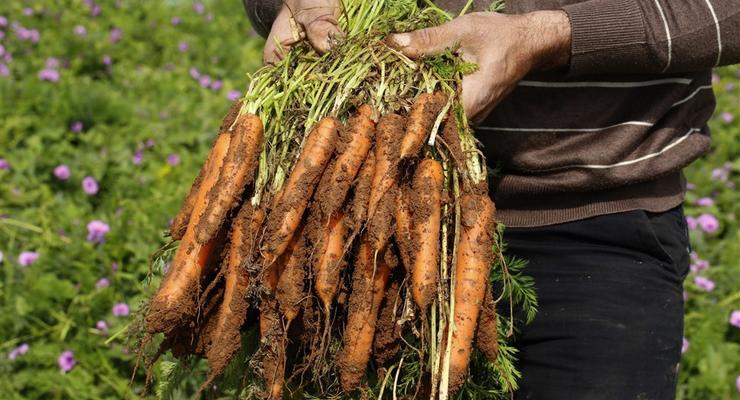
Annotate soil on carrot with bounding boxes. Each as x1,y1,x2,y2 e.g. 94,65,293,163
476,284,498,363
439,116,464,172
367,185,398,251
348,149,375,231
373,277,401,367
258,297,286,399
401,93,448,159
276,225,308,322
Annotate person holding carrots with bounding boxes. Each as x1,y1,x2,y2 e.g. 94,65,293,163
243,0,740,398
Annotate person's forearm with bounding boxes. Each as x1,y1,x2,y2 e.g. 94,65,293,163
521,10,571,71
562,0,740,75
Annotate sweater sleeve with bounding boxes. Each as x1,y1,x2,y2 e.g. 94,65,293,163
561,0,740,75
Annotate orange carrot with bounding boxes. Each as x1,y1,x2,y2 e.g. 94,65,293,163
367,113,405,220
276,224,308,323
204,203,265,378
169,101,241,240
146,131,232,334
448,194,496,393
262,117,341,264
348,148,375,231
315,104,375,221
195,112,264,244
476,283,499,364
410,159,443,311
398,92,448,160
394,184,414,272
313,211,349,312
337,236,391,391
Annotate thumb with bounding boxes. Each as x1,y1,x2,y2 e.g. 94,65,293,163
387,22,461,59
304,16,343,54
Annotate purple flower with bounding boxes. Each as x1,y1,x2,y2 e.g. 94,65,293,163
96,320,109,334
167,154,180,166
0,159,9,170
694,276,715,292
110,27,122,43
0,31,5,40
18,251,39,266
23,7,34,16
90,4,101,17
46,58,60,69
690,259,710,273
111,262,119,272
210,80,223,91
720,111,734,124
86,220,110,243
711,73,720,83
102,55,112,65
58,350,76,373
736,376,740,393
206,14,214,22
29,29,40,43
70,121,83,133
685,216,697,230
730,311,740,328
193,2,205,14
171,16,182,26
178,41,189,52
82,176,99,195
95,277,110,289
227,90,241,101
112,303,129,317
52,164,71,180
697,213,719,234
74,25,87,37
726,83,736,92
132,150,143,165
189,67,200,79
7,343,29,360
0,16,7,27
145,139,155,148
711,167,729,182
695,197,714,207
198,75,211,88
38,68,59,82
681,337,689,354
0,44,5,58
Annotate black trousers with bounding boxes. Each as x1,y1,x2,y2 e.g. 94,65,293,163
503,207,691,400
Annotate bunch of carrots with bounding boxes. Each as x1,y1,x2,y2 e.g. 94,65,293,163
135,1,532,399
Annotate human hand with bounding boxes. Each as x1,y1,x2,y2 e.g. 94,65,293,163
263,0,343,64
387,11,571,124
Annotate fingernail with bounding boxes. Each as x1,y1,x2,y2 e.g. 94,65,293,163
393,34,410,47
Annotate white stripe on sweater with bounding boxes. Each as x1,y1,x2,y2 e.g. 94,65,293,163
568,128,700,170
518,78,693,88
477,121,653,133
702,0,723,66
671,85,713,107
653,0,673,72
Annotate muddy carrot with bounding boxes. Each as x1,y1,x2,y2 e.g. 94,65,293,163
399,92,448,160
439,114,465,172
448,194,496,393
337,236,391,391
410,159,443,311
367,113,404,220
313,211,349,312
348,148,375,231
262,117,341,264
146,130,232,334
195,113,264,244
315,104,375,220
276,224,308,323
170,101,241,240
394,184,414,272
476,283,499,364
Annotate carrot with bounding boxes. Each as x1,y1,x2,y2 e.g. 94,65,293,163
259,297,285,400
367,113,405,220
169,101,241,240
394,184,414,272
195,112,264,244
476,283,499,364
410,159,443,311
348,148,375,231
448,194,496,393
398,92,448,160
146,130,232,334
439,114,465,173
204,203,265,379
337,236,391,391
313,211,349,312
315,104,375,221
262,117,341,264
276,224,308,323
373,275,402,367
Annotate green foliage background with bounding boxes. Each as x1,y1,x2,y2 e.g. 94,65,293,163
0,1,737,398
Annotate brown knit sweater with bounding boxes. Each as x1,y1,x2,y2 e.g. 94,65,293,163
442,0,740,227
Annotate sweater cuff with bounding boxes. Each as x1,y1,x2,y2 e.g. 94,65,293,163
562,0,648,75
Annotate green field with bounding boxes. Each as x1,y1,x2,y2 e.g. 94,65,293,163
0,1,738,398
